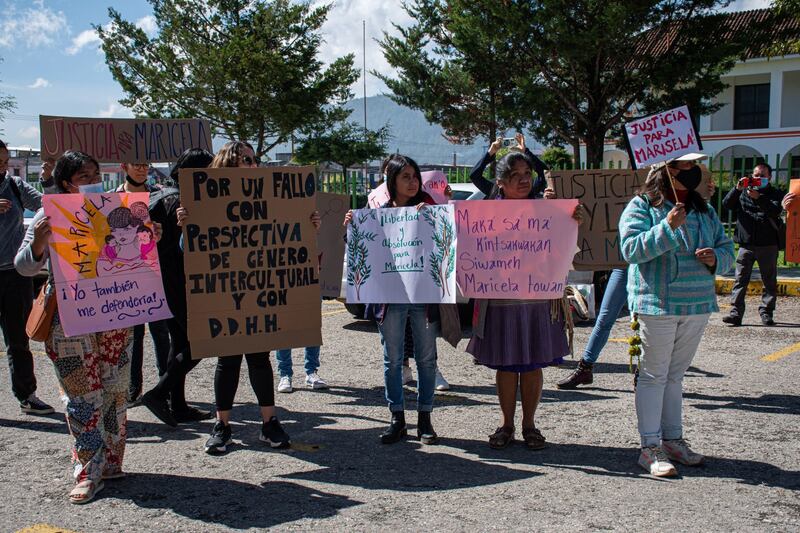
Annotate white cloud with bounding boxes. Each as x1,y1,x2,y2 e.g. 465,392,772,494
720,0,771,11
136,15,157,36
0,1,69,48
98,101,133,119
316,0,413,97
66,28,102,56
27,77,50,89
17,126,40,140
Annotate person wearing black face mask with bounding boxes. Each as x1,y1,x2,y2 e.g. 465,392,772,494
721,163,786,326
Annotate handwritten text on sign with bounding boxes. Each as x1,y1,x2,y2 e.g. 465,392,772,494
40,115,213,164
43,192,173,337
346,205,457,304
367,170,450,208
179,167,322,358
787,179,800,263
454,199,578,299
624,105,700,168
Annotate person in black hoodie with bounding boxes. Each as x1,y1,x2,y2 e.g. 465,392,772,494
470,133,551,199
721,163,785,326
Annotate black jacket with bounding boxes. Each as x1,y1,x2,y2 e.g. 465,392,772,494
470,148,548,199
722,184,785,247
149,187,187,322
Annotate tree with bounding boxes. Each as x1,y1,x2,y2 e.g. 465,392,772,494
97,0,359,157
294,121,389,194
0,58,16,132
487,0,755,167
375,0,531,170
540,146,573,170
770,0,800,56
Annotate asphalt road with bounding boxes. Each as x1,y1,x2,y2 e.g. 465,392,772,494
2,296,799,532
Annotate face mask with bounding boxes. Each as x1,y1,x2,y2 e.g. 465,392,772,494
757,177,769,189
79,183,105,194
674,165,701,191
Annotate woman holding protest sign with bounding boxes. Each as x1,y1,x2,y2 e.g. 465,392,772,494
176,141,321,455
466,149,584,450
619,158,733,477
344,154,442,445
15,150,162,504
470,133,551,200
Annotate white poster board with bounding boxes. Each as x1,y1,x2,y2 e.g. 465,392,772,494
367,170,450,208
623,105,701,169
346,205,457,303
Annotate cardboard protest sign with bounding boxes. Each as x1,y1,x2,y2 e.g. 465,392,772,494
623,105,701,169
346,205,457,303
367,170,450,208
454,199,578,299
786,179,800,263
43,192,173,337
549,168,710,270
179,167,322,358
40,115,213,164
316,192,349,297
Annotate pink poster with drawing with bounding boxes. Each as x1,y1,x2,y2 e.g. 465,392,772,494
454,199,579,299
368,170,450,208
43,192,172,337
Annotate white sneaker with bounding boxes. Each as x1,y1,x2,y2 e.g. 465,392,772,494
434,368,450,391
402,365,414,385
638,446,677,477
662,438,704,466
305,372,329,389
277,376,293,393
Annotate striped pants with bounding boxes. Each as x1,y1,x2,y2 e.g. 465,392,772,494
45,315,133,484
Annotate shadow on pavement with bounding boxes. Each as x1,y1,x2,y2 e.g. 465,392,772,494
685,392,800,415
105,476,361,529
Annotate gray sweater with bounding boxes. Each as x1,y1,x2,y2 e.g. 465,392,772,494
0,173,42,271
15,208,53,289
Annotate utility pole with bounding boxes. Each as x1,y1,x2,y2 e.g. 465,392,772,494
360,19,368,207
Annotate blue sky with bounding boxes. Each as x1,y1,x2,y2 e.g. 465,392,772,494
0,0,771,149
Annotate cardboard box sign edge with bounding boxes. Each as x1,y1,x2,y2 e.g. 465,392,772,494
38,115,213,164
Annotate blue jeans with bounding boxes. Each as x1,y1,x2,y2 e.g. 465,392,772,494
275,346,321,378
582,268,628,364
377,304,438,413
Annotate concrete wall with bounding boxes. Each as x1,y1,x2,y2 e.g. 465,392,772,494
782,70,800,127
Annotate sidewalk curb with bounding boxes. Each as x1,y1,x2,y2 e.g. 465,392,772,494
715,277,800,297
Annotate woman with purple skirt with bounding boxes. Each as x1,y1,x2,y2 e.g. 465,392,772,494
466,146,584,450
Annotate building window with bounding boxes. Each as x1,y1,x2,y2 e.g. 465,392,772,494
734,84,770,130
12,168,19,176
790,156,800,180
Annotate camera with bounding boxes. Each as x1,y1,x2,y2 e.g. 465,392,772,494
742,176,765,188
501,138,518,149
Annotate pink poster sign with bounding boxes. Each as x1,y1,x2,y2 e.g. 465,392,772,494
367,170,450,208
623,105,701,169
43,192,173,337
454,199,579,299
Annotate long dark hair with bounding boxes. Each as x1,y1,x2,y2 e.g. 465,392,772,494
384,155,429,206
494,151,534,199
639,165,707,213
54,151,100,193
168,148,214,186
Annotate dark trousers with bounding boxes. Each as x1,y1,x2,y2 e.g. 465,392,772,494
129,320,171,399
0,269,36,402
149,316,201,411
730,245,779,318
214,353,275,411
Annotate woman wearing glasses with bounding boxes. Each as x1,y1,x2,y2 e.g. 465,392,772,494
619,155,733,477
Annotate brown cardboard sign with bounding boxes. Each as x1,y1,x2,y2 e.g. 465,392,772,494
40,115,213,164
179,167,322,358
315,192,349,298
549,168,710,270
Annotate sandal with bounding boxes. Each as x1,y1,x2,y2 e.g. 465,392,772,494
69,479,104,505
522,426,546,450
489,426,515,449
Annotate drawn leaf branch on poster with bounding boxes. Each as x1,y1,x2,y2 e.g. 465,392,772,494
347,216,377,300
422,206,456,297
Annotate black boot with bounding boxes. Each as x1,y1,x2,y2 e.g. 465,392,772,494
417,411,438,445
556,360,593,389
380,411,407,444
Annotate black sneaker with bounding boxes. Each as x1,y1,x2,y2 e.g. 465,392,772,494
760,314,775,326
721,315,742,327
20,395,54,415
204,421,233,455
140,390,178,427
260,417,291,449
172,406,214,423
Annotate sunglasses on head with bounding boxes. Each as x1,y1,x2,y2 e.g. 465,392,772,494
242,155,260,165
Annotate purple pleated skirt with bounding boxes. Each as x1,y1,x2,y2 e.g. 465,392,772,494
467,300,568,372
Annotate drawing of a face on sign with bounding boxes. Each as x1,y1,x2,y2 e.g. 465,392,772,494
96,201,157,275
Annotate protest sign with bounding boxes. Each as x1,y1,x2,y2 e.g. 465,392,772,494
367,170,450,208
316,192,349,297
43,192,173,337
40,115,213,164
787,179,800,263
179,167,322,358
346,205,457,303
454,199,578,299
623,105,702,169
